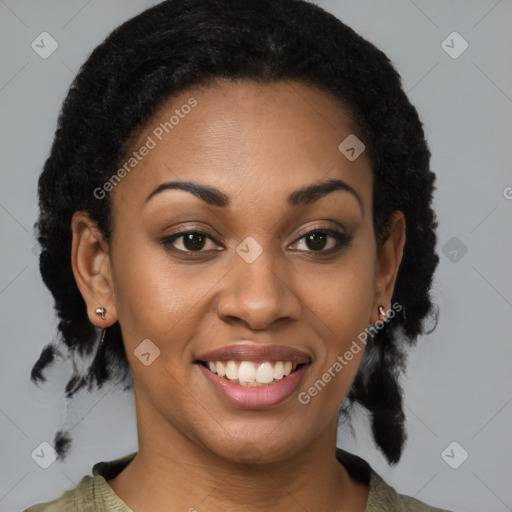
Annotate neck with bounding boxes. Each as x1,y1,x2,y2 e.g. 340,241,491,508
108,396,368,512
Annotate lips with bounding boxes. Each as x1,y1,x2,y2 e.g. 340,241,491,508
197,344,311,364
196,343,311,409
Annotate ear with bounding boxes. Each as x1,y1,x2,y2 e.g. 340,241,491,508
71,211,117,328
371,210,406,323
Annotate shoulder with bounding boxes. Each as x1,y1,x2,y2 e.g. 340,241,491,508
368,470,455,512
23,452,137,512
22,475,95,512
335,448,455,512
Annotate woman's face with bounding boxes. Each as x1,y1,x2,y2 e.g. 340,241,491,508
81,80,404,463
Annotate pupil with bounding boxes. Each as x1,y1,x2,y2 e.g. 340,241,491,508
184,233,205,251
307,232,326,251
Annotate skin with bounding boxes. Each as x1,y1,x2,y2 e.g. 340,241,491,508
71,79,405,512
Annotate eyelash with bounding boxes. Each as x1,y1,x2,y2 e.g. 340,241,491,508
161,228,353,257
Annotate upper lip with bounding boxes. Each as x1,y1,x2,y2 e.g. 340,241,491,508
196,343,312,364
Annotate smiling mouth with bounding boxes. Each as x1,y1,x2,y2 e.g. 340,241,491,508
200,360,307,387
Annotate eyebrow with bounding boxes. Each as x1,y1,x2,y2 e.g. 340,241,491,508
144,178,363,213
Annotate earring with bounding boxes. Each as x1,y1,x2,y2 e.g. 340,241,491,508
95,307,106,320
378,305,387,321
95,307,107,346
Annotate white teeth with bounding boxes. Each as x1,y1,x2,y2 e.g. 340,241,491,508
273,361,284,379
255,362,274,384
216,361,226,377
205,359,301,386
238,361,256,383
225,360,237,380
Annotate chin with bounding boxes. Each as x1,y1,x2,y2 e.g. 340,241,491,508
200,427,306,466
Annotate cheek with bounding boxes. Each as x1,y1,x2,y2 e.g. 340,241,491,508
295,241,375,392
110,238,178,342
295,268,371,419
300,248,375,337
308,270,372,325
110,237,221,357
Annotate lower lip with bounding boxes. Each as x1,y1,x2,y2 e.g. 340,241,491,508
198,363,309,410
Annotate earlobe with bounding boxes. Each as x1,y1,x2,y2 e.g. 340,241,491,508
371,211,406,324
70,211,117,328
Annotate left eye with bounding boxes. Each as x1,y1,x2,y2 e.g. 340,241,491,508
290,229,353,253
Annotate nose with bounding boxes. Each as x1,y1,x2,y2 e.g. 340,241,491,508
216,245,301,331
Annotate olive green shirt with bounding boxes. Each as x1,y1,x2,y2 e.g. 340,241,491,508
24,449,454,511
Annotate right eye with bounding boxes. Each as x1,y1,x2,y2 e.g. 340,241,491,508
161,230,223,254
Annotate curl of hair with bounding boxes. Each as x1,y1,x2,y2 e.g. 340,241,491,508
32,0,439,464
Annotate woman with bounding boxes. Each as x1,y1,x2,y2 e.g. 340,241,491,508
25,0,452,510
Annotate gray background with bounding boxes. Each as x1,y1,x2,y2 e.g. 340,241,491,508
0,1,511,511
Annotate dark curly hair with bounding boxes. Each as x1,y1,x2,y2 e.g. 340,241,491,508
31,0,439,465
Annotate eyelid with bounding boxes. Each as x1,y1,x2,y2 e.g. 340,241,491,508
293,222,348,240
163,221,223,239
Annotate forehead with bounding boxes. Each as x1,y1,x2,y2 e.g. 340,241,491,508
110,79,373,213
